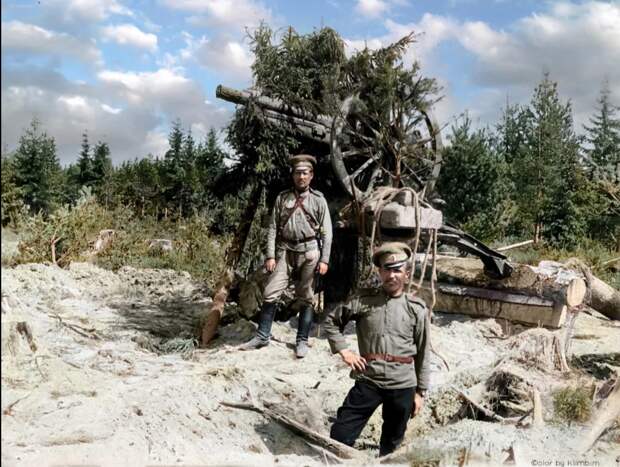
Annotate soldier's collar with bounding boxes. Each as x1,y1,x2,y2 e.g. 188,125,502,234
381,288,405,299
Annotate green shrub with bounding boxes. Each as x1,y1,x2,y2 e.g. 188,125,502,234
11,197,228,291
13,194,123,266
553,386,592,423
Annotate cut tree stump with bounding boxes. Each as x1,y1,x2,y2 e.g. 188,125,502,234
427,257,587,309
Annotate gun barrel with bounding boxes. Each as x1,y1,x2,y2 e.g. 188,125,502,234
216,84,332,127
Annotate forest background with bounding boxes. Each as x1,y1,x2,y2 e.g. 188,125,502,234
1,26,618,290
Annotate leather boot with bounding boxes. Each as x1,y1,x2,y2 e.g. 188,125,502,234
239,302,276,350
296,304,313,358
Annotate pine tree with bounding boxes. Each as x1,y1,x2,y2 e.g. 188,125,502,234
92,141,112,182
583,81,620,183
196,129,226,196
512,74,586,246
582,82,620,245
436,115,509,240
182,129,195,163
92,141,114,207
1,153,25,226
13,118,62,215
61,163,83,205
77,131,95,186
165,119,183,162
133,157,161,216
161,120,186,216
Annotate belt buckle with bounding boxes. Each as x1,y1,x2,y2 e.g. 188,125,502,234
385,354,394,362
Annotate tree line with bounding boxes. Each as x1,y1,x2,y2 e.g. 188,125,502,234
1,119,235,231
1,75,618,250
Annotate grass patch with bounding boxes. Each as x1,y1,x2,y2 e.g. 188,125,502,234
552,386,592,423
10,195,227,291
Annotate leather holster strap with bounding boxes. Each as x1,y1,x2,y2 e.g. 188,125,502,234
362,353,414,364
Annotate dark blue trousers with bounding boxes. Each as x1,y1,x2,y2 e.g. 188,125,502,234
330,380,415,456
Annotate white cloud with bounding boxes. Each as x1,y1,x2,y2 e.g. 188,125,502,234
143,130,169,157
101,23,158,52
178,33,254,82
355,0,389,18
1,66,231,164
1,20,102,64
101,103,122,114
47,0,133,23
455,1,620,127
161,0,272,29
97,68,193,105
344,2,620,131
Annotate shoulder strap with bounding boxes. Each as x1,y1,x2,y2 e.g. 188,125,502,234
405,293,427,309
279,192,319,233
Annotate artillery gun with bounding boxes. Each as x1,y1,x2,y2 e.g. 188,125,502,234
216,85,513,286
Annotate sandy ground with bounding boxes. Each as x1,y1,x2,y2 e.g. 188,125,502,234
1,261,619,467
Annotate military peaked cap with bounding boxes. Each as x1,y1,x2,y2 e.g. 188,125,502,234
372,242,412,269
289,154,317,170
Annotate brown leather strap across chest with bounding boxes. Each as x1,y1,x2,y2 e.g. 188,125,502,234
362,353,414,364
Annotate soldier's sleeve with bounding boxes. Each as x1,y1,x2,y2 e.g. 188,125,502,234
318,196,332,264
266,193,281,259
324,297,359,354
414,303,431,391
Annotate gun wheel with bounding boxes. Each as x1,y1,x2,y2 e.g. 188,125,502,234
330,95,443,200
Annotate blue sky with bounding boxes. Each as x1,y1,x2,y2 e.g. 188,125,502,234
2,0,619,165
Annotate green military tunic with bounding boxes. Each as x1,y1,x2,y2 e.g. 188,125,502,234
324,289,431,390
266,188,332,264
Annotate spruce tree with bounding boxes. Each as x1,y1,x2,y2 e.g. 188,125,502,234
513,74,586,247
13,119,62,215
1,153,25,226
197,129,225,186
92,141,112,182
583,82,620,183
582,82,620,245
92,141,114,207
77,131,95,186
162,120,187,217
436,115,509,240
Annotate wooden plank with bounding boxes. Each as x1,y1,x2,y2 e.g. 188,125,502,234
417,284,568,328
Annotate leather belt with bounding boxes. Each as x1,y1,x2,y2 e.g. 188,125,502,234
362,353,414,364
283,237,316,246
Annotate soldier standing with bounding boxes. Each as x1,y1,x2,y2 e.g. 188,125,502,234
324,242,431,456
241,154,332,358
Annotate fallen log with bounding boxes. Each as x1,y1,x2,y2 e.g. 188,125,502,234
425,257,587,309
220,400,362,460
589,274,620,321
561,258,620,321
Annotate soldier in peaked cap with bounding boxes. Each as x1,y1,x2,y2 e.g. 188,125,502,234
324,242,431,456
240,154,333,358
